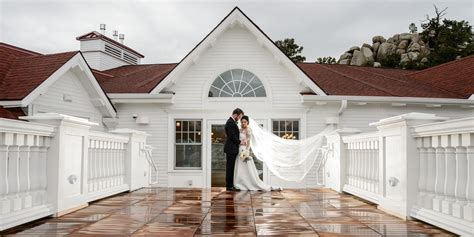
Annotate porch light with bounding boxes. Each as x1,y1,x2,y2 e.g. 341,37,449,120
176,122,181,127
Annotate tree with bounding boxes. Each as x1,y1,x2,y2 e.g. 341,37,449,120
380,53,401,68
275,38,306,62
421,5,473,67
316,57,336,64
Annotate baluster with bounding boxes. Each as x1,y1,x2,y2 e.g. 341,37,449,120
349,143,355,187
355,142,360,188
442,135,456,215
367,141,372,192
423,146,436,209
433,136,445,212
463,134,474,221
38,137,48,204
361,141,369,191
99,140,104,190
452,133,467,219
374,140,379,194
346,144,351,186
112,142,117,186
417,137,428,206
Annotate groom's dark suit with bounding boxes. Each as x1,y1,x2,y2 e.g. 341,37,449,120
224,117,240,188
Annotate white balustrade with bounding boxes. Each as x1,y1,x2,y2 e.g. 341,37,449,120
88,131,128,194
0,118,54,230
412,117,474,236
341,132,380,202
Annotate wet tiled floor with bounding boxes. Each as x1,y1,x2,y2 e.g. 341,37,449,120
2,188,456,236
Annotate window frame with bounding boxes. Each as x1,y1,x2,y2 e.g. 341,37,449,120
174,119,203,170
271,119,300,140
208,69,267,98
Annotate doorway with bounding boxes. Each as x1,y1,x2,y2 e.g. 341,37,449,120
210,124,226,187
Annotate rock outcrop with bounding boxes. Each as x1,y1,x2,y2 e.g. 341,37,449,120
337,33,430,68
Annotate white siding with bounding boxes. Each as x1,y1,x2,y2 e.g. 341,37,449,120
167,26,307,111
82,51,129,71
113,104,169,187
31,70,104,130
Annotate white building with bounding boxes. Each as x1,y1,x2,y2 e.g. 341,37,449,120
1,7,474,235
1,7,473,189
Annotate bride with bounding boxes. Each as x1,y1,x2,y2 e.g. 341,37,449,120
234,116,280,191
233,115,331,190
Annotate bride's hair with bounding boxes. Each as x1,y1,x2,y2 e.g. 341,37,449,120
241,115,249,122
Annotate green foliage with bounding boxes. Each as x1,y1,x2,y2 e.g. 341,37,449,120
275,38,306,62
380,53,401,68
421,5,473,67
316,57,337,64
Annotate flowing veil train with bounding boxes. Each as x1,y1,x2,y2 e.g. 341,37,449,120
248,118,333,182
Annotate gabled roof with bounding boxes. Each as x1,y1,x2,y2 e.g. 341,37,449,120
95,63,177,93
76,31,145,58
0,43,78,100
298,63,462,98
148,7,327,95
0,42,116,117
407,55,474,99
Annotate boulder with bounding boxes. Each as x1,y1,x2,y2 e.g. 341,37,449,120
399,33,412,41
411,33,421,42
361,47,375,65
387,37,394,44
348,46,360,53
400,53,410,64
398,40,409,49
350,50,368,66
362,43,373,51
393,34,400,42
396,49,406,54
407,42,421,52
377,42,396,61
338,59,351,65
373,62,382,68
372,36,386,43
372,42,381,54
338,52,352,61
408,52,419,61
420,57,429,63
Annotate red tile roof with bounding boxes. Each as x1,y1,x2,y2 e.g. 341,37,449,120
407,55,474,99
0,42,78,100
0,106,25,120
297,63,464,98
96,63,177,93
76,31,145,58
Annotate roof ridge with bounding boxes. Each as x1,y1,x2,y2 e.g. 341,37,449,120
408,55,474,76
318,64,397,96
0,42,42,56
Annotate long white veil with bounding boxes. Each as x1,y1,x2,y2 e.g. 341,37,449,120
248,118,332,182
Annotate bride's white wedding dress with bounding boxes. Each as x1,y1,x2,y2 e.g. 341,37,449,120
234,128,277,191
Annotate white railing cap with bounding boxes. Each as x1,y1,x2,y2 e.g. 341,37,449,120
0,118,55,136
369,113,448,127
412,116,474,137
20,113,98,126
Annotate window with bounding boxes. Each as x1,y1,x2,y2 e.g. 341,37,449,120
175,120,202,169
272,120,299,139
208,69,266,97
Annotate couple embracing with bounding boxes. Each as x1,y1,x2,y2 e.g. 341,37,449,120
223,108,280,192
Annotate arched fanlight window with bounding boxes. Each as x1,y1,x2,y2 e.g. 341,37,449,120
208,69,266,97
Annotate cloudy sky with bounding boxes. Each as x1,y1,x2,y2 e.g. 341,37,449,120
1,0,472,63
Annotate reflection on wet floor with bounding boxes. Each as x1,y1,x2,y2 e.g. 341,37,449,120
1,188,456,236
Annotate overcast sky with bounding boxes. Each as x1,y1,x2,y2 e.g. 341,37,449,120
1,0,472,63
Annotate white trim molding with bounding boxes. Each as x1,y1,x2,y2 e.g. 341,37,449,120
108,93,174,104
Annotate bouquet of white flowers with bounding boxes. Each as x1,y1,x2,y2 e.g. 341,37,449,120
239,147,251,162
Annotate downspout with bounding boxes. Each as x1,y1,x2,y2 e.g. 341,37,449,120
338,100,348,116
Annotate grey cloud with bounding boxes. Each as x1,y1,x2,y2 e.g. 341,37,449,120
0,0,472,64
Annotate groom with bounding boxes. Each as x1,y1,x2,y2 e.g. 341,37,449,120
224,108,244,191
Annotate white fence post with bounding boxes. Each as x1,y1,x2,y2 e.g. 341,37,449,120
21,113,96,217
370,113,447,219
111,129,150,192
